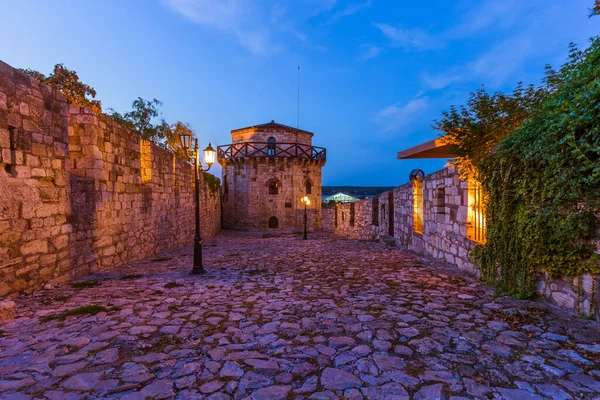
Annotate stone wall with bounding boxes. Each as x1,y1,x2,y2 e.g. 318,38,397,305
222,159,322,231
0,60,221,296
322,166,600,321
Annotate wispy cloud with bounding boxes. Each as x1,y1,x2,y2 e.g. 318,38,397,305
165,0,279,55
326,1,372,24
375,97,429,133
358,44,382,63
374,23,442,51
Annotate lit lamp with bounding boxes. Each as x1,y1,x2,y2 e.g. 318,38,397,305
179,133,215,274
301,196,311,240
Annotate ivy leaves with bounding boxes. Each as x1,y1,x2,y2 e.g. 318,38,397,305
438,37,600,296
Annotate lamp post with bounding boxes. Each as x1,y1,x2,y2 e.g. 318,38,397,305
179,132,216,275
301,196,311,240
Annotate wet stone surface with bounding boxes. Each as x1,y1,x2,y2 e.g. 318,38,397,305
1,231,599,399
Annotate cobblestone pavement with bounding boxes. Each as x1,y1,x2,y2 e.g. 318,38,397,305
1,231,599,400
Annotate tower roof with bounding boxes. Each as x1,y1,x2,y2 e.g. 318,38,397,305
231,120,314,137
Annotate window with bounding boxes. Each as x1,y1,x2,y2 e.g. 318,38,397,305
268,216,279,229
467,179,486,243
266,178,281,195
334,205,338,227
267,137,276,156
413,179,424,234
372,198,379,226
350,202,355,227
305,180,312,195
435,187,445,214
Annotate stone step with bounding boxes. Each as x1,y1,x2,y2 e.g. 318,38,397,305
380,235,396,247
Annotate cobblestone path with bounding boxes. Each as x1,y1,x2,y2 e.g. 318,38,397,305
1,231,599,400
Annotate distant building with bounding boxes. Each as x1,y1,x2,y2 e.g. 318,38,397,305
324,192,358,204
218,120,326,230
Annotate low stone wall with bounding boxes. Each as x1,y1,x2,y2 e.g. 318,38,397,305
0,60,221,296
322,166,600,321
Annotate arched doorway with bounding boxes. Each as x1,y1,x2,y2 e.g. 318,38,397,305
268,216,279,229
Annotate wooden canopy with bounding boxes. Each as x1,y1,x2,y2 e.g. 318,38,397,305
397,136,456,159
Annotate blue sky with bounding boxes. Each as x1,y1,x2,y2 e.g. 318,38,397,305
2,1,599,185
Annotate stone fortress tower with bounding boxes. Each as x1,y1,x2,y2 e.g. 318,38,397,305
218,121,326,231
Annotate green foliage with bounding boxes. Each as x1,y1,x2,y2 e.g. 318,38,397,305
438,38,600,297
203,172,221,194
109,98,169,143
108,100,195,158
40,305,109,322
20,64,102,112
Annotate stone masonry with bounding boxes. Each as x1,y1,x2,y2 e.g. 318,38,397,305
323,166,600,321
219,121,325,231
0,60,221,297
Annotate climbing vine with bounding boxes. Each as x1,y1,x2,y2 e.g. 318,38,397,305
438,37,600,297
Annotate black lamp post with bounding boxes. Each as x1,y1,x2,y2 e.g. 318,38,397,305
179,133,216,275
301,196,311,240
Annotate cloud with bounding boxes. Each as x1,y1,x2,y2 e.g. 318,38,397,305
358,44,381,62
446,0,523,38
165,0,279,55
375,97,429,133
326,1,372,24
374,23,441,51
421,0,600,91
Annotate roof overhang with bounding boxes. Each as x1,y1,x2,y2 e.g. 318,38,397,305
397,136,456,159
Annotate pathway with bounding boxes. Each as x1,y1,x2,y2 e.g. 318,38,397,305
1,231,599,399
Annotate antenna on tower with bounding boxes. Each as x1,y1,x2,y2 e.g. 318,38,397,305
297,66,300,131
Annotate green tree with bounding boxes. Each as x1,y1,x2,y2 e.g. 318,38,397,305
433,82,547,179
108,98,169,143
20,64,102,112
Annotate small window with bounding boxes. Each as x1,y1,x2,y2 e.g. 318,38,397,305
305,179,312,195
413,179,424,234
285,202,292,208
467,179,486,243
350,202,355,227
435,187,445,208
266,178,281,195
267,137,276,156
372,198,379,226
268,216,279,229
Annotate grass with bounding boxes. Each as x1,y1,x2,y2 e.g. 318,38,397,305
53,296,70,302
152,257,172,262
247,269,263,276
141,334,184,354
40,305,109,323
168,305,179,312
164,282,184,289
121,274,143,280
71,280,100,289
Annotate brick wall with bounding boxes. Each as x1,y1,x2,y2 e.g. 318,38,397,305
322,166,600,321
0,60,221,296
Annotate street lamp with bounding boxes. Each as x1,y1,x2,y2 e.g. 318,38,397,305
301,196,311,240
179,132,215,274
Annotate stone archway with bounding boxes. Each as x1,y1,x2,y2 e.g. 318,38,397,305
268,216,279,229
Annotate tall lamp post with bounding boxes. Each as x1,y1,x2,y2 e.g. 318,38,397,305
179,133,216,275
301,196,311,240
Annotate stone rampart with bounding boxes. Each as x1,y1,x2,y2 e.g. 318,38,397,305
0,60,221,296
322,166,600,321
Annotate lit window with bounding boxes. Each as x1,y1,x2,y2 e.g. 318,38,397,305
413,179,424,234
467,179,486,243
267,137,276,156
266,178,281,195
